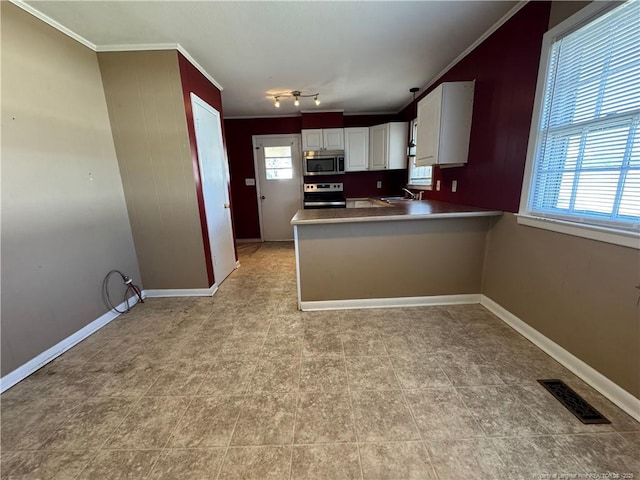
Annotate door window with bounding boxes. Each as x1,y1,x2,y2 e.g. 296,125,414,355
264,146,293,180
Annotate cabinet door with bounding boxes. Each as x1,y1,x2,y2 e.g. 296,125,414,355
369,124,388,170
302,129,323,151
415,86,442,166
344,127,369,172
387,122,409,170
323,128,345,150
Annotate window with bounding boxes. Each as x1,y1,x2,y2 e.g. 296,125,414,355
264,146,293,180
520,0,639,248
407,119,433,188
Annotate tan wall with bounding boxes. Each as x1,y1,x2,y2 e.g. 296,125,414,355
482,214,640,398
1,4,140,376
98,51,209,289
297,217,491,302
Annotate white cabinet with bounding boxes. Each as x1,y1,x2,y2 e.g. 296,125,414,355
369,122,408,170
344,127,369,172
323,128,345,150
415,81,474,167
302,128,344,151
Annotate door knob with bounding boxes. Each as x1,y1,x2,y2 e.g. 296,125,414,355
224,203,230,209
260,196,266,200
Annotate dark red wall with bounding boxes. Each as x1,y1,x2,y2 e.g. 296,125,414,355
178,52,232,286
400,1,551,212
225,117,302,239
301,112,344,128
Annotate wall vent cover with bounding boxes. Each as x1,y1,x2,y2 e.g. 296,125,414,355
537,379,610,424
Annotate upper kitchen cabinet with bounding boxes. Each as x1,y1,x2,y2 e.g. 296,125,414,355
415,81,475,167
369,122,408,170
344,127,369,172
302,128,345,151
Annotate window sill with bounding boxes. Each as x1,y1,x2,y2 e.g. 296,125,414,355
516,214,639,250
407,184,433,191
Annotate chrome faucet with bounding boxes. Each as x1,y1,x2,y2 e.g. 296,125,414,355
402,188,418,200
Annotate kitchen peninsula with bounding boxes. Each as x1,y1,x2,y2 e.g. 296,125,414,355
291,200,502,310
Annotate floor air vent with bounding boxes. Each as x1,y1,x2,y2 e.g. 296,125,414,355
537,379,611,424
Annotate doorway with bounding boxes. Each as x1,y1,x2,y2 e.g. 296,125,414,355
253,134,302,241
191,93,237,285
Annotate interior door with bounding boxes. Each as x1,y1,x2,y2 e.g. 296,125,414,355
191,93,236,285
253,135,302,241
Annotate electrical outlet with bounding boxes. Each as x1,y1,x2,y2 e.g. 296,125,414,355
452,180,458,193
376,181,382,189
436,180,441,191
245,178,256,186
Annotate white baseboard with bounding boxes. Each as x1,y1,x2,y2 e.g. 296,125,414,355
0,294,144,394
480,294,640,422
300,294,481,311
143,285,218,298
235,238,262,244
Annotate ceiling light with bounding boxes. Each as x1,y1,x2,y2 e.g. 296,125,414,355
272,91,320,108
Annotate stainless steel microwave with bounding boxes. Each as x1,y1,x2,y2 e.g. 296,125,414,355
303,151,345,176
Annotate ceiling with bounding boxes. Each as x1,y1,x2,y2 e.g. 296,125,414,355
24,1,519,118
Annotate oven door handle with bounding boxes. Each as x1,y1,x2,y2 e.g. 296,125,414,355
304,201,346,207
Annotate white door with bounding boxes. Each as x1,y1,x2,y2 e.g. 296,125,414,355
191,93,236,285
253,135,302,241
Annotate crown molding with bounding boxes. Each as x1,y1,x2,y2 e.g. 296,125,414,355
398,0,529,114
10,0,97,50
9,1,223,91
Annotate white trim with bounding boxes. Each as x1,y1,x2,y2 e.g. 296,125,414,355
300,294,481,311
96,44,224,92
480,295,640,422
0,294,143,393
517,2,637,248
235,260,241,269
176,45,223,91
225,114,301,120
398,1,528,113
9,0,97,50
94,43,178,53
516,214,640,249
143,285,218,298
6,1,224,92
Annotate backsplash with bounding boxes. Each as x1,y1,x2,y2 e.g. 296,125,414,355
304,169,407,198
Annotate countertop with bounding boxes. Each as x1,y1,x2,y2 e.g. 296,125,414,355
291,199,503,225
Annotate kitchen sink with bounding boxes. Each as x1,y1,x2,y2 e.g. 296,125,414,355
380,196,416,203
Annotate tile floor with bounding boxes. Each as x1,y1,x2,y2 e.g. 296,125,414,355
1,242,638,479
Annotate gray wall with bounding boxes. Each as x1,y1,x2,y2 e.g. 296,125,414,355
98,51,209,289
1,3,140,376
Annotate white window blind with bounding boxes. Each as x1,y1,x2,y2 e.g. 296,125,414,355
527,0,640,232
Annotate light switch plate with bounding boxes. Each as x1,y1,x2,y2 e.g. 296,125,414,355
452,180,458,192
436,180,441,191
376,181,382,188
245,178,256,186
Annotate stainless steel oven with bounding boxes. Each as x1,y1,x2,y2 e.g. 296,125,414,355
303,151,345,176
303,183,346,209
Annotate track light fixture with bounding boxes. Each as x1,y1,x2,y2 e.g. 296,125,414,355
273,90,320,108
